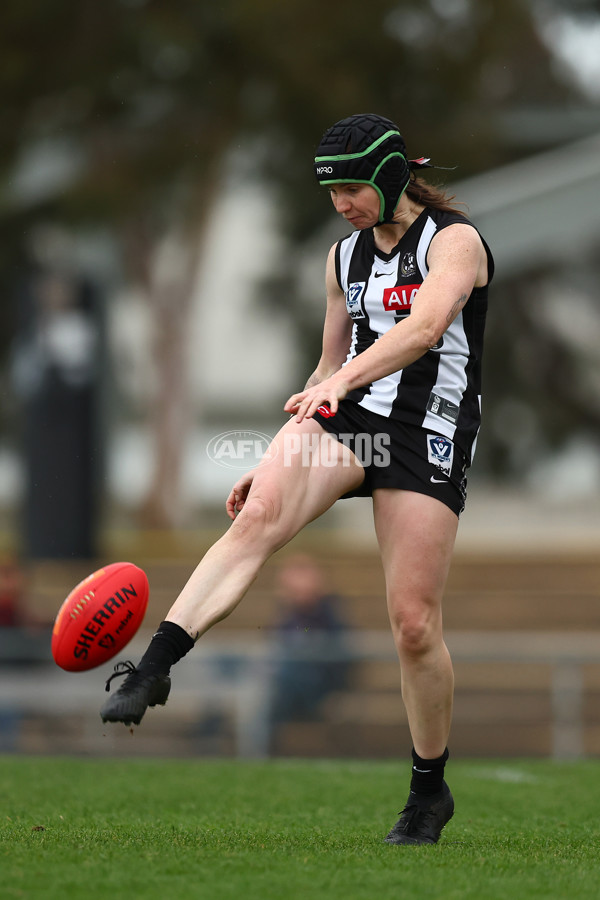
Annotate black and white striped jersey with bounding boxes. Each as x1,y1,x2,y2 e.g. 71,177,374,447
334,207,494,462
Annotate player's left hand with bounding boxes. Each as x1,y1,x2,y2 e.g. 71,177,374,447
284,374,350,422
226,470,255,520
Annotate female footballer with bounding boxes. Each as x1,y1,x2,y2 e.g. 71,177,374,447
101,113,494,846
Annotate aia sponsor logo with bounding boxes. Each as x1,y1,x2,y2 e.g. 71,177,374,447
382,284,420,312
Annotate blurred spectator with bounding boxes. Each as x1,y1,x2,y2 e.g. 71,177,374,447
0,553,49,752
268,554,352,730
0,553,51,662
0,553,28,627
189,555,352,756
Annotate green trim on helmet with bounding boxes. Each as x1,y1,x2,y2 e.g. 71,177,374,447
314,130,403,164
371,151,410,220
371,151,406,181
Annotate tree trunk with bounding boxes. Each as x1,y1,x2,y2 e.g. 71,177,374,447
122,208,209,529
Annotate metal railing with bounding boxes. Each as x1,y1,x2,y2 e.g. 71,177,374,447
1,629,599,759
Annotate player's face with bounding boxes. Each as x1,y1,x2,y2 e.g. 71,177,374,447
328,183,380,228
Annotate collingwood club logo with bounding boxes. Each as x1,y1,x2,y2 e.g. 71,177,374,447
400,251,417,277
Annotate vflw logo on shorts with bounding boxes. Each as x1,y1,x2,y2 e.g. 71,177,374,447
427,434,454,475
345,282,366,319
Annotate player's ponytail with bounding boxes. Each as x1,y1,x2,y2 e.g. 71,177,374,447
405,174,467,217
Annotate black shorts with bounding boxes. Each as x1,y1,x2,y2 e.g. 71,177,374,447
312,399,468,516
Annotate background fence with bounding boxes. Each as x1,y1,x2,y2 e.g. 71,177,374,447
2,545,599,759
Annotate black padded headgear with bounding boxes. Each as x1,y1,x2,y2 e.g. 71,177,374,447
314,113,410,223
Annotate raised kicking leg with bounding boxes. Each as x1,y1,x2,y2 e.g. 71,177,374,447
100,417,364,724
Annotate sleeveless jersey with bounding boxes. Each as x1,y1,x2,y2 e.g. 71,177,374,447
335,207,494,461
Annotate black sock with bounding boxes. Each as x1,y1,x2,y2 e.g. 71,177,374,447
409,747,449,797
138,621,195,675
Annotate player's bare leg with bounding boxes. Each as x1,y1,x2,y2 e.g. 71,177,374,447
166,417,363,637
373,488,458,844
101,418,364,724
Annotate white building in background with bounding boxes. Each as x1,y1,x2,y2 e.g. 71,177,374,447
107,179,305,513
456,130,600,274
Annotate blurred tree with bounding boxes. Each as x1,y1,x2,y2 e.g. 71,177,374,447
0,0,592,524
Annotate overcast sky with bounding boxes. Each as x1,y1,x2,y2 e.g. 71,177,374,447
540,11,600,101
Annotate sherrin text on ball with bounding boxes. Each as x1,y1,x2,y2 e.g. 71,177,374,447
52,562,149,672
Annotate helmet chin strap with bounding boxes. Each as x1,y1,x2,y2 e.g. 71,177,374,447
377,178,410,225
373,158,455,224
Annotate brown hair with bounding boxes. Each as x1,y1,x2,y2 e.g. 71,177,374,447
405,174,467,217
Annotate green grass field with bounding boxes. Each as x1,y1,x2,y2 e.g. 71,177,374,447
2,756,600,900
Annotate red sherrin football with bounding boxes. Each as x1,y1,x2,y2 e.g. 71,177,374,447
52,562,149,672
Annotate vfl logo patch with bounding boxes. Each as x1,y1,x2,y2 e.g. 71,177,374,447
345,282,366,319
427,434,454,475
382,284,420,312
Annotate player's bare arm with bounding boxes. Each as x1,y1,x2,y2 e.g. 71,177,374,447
285,225,487,421
304,244,353,389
